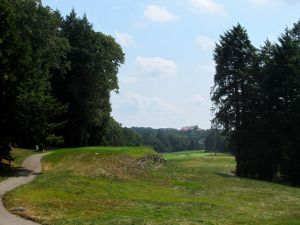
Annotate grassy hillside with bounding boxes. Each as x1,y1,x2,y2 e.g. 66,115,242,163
0,148,36,182
4,147,300,225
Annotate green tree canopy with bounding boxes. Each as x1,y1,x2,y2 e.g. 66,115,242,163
0,0,69,149
51,10,125,146
212,21,300,185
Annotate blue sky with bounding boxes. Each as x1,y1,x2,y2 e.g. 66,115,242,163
42,0,300,129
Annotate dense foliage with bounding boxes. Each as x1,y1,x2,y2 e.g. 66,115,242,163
51,10,125,147
212,22,300,185
132,127,227,153
102,118,142,147
204,129,228,153
132,127,206,152
0,0,69,158
0,1,124,166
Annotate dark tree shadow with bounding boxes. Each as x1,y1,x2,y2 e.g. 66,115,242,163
213,172,299,188
0,165,41,179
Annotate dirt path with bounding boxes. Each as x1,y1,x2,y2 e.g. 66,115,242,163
0,153,47,225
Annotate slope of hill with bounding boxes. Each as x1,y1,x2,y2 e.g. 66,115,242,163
4,147,300,225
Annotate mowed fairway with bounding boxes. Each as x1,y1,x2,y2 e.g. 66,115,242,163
4,147,300,225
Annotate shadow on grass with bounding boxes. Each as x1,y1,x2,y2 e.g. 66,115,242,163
214,172,299,188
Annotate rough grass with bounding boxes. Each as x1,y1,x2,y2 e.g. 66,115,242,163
4,147,300,225
0,148,36,182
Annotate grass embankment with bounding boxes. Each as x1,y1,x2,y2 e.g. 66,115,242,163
0,148,37,182
4,147,300,225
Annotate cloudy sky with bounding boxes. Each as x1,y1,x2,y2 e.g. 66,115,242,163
43,0,300,129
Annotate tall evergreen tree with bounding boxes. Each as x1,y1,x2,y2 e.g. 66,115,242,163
12,0,69,147
212,24,257,176
0,0,69,151
52,10,125,146
263,22,300,185
0,0,16,163
212,21,300,185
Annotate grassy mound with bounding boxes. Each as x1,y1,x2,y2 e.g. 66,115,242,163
42,147,157,179
4,147,300,225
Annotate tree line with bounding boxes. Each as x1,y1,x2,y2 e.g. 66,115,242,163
212,21,300,185
0,0,127,165
132,127,228,153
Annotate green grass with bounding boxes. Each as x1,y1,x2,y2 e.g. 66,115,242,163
0,148,37,182
4,147,300,225
164,150,229,160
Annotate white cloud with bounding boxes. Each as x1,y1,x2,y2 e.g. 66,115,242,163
195,36,215,50
136,57,178,76
190,95,209,106
115,32,133,47
190,0,225,15
127,92,179,113
144,5,177,23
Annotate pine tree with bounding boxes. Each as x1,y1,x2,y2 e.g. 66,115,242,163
52,10,125,146
0,0,69,151
263,22,300,185
212,24,257,176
